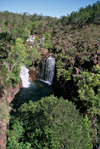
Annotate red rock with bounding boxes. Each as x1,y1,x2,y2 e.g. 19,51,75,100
0,84,20,148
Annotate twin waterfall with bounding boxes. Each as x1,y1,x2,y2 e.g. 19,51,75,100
20,55,55,88
40,55,55,85
20,66,31,88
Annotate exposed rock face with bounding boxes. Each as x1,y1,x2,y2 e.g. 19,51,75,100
0,120,7,149
0,84,20,149
26,34,45,47
40,48,48,56
29,68,39,81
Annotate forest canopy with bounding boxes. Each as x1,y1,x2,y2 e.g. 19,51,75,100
7,95,93,149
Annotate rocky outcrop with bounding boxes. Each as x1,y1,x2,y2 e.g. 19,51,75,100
0,120,7,149
0,84,20,149
29,68,39,81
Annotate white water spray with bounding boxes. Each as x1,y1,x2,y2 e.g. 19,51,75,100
20,66,30,88
40,55,55,85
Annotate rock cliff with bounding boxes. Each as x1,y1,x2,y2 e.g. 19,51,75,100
0,84,20,149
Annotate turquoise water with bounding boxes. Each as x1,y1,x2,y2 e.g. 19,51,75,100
11,80,54,110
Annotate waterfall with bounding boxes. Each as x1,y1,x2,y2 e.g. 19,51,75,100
40,55,55,85
20,66,30,88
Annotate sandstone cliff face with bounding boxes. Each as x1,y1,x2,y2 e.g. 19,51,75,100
29,68,39,81
0,84,20,149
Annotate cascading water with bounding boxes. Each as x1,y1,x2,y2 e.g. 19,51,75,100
11,57,55,111
20,66,30,88
40,54,55,85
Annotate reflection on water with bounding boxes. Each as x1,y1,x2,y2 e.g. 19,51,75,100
11,80,53,110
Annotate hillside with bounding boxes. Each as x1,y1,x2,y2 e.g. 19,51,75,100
0,1,100,148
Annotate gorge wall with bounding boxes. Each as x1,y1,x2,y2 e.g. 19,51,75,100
0,84,20,149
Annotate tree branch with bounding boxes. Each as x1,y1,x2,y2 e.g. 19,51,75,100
6,60,20,81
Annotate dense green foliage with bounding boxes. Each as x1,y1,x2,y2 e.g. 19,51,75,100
74,65,100,116
0,1,100,148
0,33,41,92
7,95,93,149
60,1,100,27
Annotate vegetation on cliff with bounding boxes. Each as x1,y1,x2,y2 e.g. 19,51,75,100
0,1,100,148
